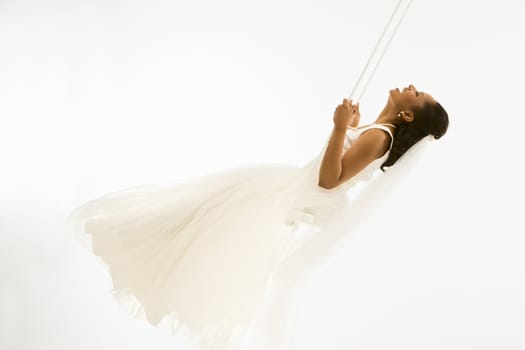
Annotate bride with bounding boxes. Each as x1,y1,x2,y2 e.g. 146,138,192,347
67,83,449,349
320,84,448,189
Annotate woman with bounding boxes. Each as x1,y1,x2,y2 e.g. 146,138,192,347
320,84,448,189
67,84,449,349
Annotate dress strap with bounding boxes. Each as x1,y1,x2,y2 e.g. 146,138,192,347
376,122,396,129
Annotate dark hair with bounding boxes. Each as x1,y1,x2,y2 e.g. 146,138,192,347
380,101,449,171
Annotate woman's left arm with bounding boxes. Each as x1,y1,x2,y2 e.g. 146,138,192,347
319,98,359,189
318,124,347,189
319,129,388,189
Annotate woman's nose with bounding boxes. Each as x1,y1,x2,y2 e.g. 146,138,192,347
408,84,415,90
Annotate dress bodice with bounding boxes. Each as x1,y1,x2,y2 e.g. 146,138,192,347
305,122,396,191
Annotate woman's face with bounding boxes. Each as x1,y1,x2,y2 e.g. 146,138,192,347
388,84,437,111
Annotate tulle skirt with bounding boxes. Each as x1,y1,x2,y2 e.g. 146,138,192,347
67,153,355,349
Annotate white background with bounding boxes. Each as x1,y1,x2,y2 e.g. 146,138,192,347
1,0,524,349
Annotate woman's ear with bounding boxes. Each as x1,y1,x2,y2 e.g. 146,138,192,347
397,110,415,123
403,111,415,123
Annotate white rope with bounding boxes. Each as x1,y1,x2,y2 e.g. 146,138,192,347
349,0,414,102
348,0,403,100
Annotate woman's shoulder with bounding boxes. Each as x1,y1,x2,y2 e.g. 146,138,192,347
350,123,394,157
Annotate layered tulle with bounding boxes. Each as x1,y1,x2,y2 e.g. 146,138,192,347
67,154,352,348
67,124,430,349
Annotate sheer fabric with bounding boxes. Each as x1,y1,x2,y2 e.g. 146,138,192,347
67,123,425,349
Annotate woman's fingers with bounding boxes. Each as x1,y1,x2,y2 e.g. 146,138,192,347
336,98,359,116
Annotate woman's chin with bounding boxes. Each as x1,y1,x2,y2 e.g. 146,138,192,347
388,88,400,103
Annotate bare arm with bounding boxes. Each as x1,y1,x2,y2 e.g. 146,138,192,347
318,127,389,189
318,98,356,189
318,125,347,189
318,99,390,190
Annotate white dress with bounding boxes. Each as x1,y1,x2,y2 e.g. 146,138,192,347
67,123,395,349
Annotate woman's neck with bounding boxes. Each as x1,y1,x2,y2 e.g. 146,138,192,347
374,103,398,125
